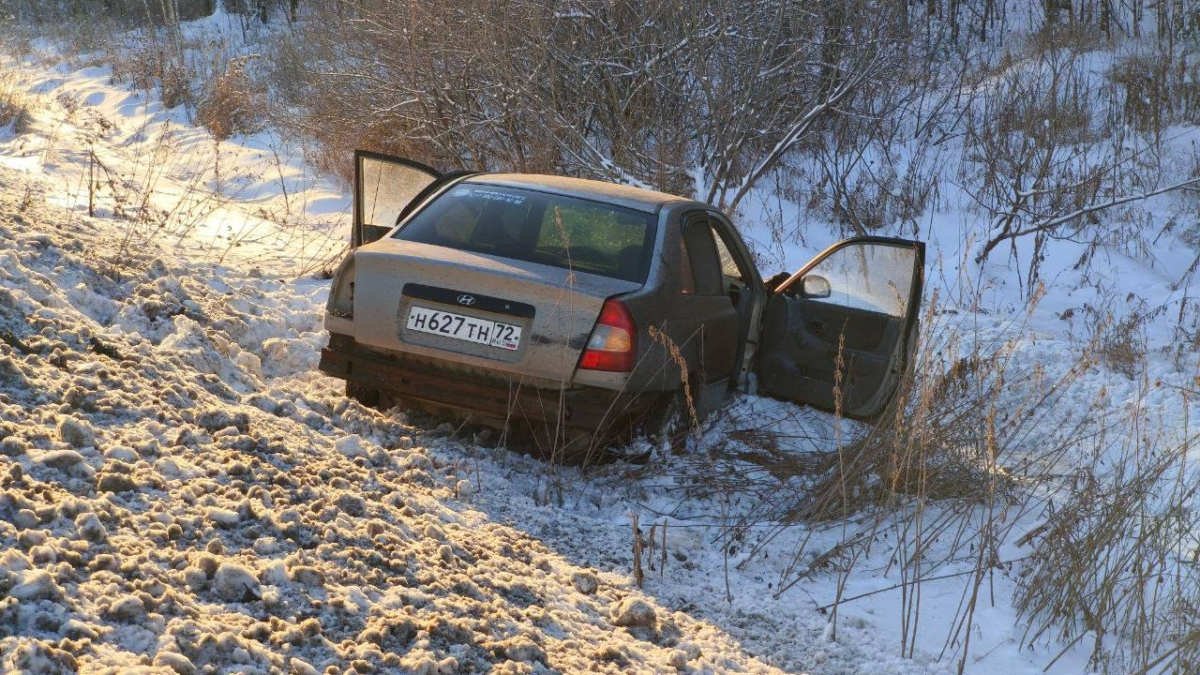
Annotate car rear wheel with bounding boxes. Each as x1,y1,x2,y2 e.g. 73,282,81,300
639,386,696,455
653,393,689,454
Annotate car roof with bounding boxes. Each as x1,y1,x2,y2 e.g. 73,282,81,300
462,174,690,213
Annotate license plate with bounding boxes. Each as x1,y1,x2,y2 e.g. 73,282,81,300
405,306,522,351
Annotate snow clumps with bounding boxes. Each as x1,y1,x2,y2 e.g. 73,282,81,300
0,164,787,674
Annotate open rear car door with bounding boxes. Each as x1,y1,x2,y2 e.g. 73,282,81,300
352,150,442,248
756,237,925,420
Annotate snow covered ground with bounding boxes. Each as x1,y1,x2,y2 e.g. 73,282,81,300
3,13,1200,675
0,44,932,675
0,158,823,673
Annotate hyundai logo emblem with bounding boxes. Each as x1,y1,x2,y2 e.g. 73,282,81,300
457,294,477,307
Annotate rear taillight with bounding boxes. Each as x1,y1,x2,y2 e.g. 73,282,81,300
579,299,637,372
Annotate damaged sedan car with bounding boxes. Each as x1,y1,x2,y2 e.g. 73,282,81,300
319,151,925,457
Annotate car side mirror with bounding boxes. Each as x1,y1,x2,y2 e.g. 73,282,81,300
802,275,831,299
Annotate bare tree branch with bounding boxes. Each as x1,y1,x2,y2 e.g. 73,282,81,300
975,176,1200,263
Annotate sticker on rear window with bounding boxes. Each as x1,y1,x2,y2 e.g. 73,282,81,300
463,189,526,205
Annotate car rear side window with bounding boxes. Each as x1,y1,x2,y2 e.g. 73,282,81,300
681,220,723,296
393,184,656,283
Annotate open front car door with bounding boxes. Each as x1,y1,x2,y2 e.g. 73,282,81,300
756,237,925,420
352,150,442,248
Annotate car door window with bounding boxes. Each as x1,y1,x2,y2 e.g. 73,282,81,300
360,160,435,230
710,226,745,282
681,220,723,296
802,242,916,317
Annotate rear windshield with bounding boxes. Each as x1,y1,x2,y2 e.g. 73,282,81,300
392,183,657,283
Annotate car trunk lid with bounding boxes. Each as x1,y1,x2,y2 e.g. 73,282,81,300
352,239,640,385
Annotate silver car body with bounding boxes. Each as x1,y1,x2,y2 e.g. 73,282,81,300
320,151,925,446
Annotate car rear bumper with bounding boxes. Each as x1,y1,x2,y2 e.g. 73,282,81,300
319,333,646,431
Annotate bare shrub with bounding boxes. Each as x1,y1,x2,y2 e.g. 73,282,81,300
108,41,167,92
270,0,909,205
262,30,306,107
196,58,260,140
160,61,193,109
960,43,1175,289
1021,20,1109,59
1111,52,1173,136
1099,314,1146,379
812,139,940,236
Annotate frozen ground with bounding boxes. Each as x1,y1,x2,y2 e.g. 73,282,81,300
3,14,1200,675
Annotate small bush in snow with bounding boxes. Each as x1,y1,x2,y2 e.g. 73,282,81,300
197,59,261,141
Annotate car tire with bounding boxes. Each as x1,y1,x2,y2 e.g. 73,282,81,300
345,382,380,407
645,387,694,455
561,426,600,464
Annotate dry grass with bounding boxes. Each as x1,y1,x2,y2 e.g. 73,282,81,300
0,71,31,131
676,284,1200,675
663,282,1152,672
1098,313,1146,379
1111,50,1200,136
1014,420,1200,673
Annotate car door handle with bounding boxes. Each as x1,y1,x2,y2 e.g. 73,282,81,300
807,320,826,334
